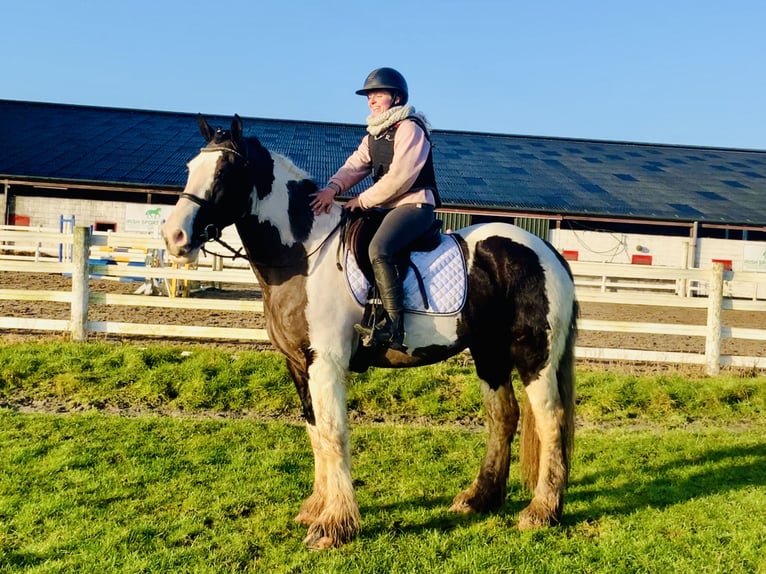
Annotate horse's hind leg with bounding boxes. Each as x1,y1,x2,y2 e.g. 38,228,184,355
517,355,574,529
450,351,519,514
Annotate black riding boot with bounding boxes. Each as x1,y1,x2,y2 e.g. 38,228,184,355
354,257,407,352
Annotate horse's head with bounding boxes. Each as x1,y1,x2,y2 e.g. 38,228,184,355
162,114,272,263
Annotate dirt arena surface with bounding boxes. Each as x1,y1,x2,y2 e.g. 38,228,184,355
1,271,764,360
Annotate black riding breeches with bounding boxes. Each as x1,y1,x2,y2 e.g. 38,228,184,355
368,203,435,264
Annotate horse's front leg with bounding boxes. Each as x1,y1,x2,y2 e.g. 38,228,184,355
294,424,327,527
300,357,360,550
283,360,326,528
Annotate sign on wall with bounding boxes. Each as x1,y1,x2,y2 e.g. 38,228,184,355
125,204,175,234
743,243,766,272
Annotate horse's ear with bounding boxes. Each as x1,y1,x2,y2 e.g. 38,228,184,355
231,114,243,141
197,114,215,142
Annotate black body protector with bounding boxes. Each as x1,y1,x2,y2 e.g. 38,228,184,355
369,117,441,207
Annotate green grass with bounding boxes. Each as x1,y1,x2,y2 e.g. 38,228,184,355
0,341,765,572
1,342,764,424
1,413,763,573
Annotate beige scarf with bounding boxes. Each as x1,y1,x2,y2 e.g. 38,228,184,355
366,104,431,137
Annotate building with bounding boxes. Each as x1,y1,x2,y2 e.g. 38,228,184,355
1,99,765,272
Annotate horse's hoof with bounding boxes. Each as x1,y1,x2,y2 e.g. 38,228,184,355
303,530,336,551
449,500,476,514
518,501,560,530
449,491,478,514
303,524,349,551
450,483,503,514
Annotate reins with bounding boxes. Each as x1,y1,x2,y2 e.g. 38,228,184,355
179,190,347,266
177,191,247,260
201,236,247,261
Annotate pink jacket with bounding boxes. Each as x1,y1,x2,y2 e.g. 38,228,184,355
328,119,436,209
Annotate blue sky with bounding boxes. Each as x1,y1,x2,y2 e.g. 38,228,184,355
3,0,765,150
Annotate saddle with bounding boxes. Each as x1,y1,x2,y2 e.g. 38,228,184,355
338,210,467,315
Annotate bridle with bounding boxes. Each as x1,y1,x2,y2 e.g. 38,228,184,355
176,145,250,259
178,145,345,265
176,190,245,260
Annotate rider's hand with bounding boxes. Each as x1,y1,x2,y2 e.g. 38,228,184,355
343,196,363,212
310,187,336,215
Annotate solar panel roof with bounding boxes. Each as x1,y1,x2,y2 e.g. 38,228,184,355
1,99,765,226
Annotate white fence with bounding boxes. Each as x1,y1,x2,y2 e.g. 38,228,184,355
1,226,765,374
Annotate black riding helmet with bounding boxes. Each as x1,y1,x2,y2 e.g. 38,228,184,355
355,67,408,106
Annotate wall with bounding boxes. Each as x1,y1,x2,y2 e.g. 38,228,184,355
697,237,766,271
697,237,766,298
551,228,766,298
14,196,141,231
12,196,176,236
550,228,691,267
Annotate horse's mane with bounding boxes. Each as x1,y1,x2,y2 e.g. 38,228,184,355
243,136,274,199
269,150,312,182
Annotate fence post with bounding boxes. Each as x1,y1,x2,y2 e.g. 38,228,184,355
705,262,724,375
70,226,90,341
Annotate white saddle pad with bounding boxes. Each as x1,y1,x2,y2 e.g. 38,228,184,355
344,233,467,315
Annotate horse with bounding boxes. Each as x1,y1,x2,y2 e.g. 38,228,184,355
161,114,578,550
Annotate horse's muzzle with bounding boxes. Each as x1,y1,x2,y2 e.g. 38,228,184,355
161,223,199,262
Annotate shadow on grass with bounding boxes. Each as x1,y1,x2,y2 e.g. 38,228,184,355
565,442,766,525
353,440,765,536
358,495,493,539
0,549,49,570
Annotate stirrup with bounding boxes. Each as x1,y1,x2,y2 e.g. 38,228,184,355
354,322,376,347
354,320,407,352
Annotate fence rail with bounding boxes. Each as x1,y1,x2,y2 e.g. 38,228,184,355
2,226,765,374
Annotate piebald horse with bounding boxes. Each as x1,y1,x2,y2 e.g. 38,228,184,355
162,115,578,550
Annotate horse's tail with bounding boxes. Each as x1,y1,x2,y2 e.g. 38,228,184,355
519,301,578,491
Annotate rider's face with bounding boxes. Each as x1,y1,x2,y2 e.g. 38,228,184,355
367,91,396,116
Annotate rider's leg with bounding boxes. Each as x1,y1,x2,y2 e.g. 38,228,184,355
354,204,434,350
363,255,406,350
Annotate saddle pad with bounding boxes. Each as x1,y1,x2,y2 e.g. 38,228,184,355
344,233,467,315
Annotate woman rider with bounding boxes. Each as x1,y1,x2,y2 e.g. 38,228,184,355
311,67,440,351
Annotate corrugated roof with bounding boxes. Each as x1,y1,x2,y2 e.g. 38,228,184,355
1,99,765,226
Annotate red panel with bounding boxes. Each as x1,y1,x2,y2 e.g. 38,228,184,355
631,254,653,265
12,215,30,226
562,250,579,261
712,259,733,271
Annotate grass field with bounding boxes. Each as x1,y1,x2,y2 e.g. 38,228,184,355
1,342,764,573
